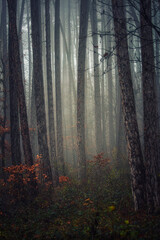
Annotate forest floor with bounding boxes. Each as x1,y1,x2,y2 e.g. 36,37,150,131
1,155,160,240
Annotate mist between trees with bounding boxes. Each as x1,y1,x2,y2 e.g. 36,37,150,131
0,0,160,216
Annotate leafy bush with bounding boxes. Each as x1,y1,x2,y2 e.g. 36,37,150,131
1,154,160,239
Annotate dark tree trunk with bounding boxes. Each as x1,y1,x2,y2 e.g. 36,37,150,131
45,0,59,185
7,0,33,166
30,0,52,181
7,0,21,165
55,0,65,175
26,0,32,118
18,0,25,90
1,0,8,173
112,0,146,211
101,3,107,154
140,0,160,212
68,0,76,166
90,0,102,154
107,18,114,155
77,0,90,183
30,78,38,158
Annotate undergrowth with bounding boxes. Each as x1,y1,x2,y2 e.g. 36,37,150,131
0,153,160,239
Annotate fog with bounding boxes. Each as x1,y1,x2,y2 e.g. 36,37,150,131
1,0,160,238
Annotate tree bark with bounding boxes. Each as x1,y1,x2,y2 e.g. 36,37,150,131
106,17,114,155
68,0,76,166
26,0,32,118
112,0,146,211
140,0,160,212
8,0,33,166
101,3,107,154
30,0,52,181
77,0,90,183
18,0,25,91
1,0,8,173
7,0,21,166
55,0,65,176
45,0,59,185
90,0,102,154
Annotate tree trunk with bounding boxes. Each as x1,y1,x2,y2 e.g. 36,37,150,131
112,0,146,211
30,0,52,181
77,0,90,183
55,0,65,176
8,0,33,166
7,0,21,165
107,17,114,155
68,0,76,166
52,0,76,104
101,3,107,154
18,0,25,91
90,0,102,154
26,0,32,118
140,0,160,212
1,0,8,173
45,0,58,185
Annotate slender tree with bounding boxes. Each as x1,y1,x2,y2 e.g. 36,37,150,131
77,0,90,182
140,0,160,212
55,0,65,175
90,0,102,154
112,0,146,211
45,0,58,184
68,0,76,166
26,0,32,116
7,0,21,165
106,16,114,154
101,3,107,154
1,0,8,171
30,0,52,180
18,0,25,87
7,0,33,166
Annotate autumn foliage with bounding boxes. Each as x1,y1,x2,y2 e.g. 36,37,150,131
59,175,70,184
0,158,53,209
1,154,160,239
